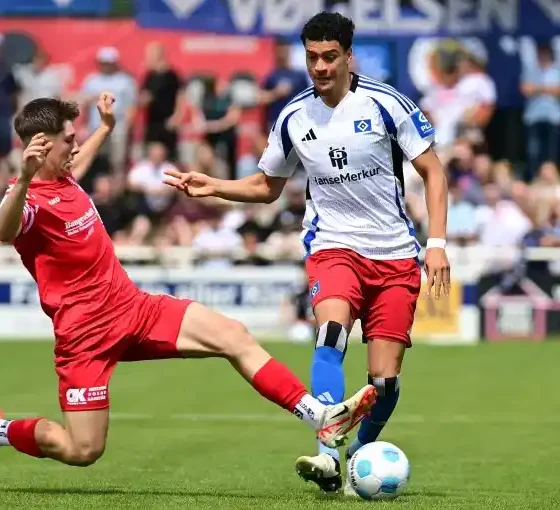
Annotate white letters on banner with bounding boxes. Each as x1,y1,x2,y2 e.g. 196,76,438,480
218,0,534,35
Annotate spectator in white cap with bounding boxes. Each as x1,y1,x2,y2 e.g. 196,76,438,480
80,46,137,178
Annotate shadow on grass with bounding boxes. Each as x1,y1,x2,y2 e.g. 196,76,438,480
2,486,448,501
1,487,269,499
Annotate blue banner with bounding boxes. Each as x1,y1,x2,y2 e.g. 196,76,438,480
136,0,560,38
0,0,111,15
136,0,560,108
0,280,296,308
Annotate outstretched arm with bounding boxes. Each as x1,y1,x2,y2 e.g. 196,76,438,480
211,171,287,204
164,169,287,204
165,108,300,204
72,93,116,182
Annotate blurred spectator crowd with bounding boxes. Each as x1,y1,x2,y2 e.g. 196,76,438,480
408,39,560,266
0,33,559,267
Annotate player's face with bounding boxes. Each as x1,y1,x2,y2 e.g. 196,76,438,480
46,120,79,177
305,40,351,94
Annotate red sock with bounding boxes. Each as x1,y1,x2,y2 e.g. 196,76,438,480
251,358,308,411
7,418,45,458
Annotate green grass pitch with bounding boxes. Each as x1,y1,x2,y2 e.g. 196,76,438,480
1,339,560,509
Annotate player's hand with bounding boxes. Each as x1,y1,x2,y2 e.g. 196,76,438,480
21,133,53,181
424,247,451,300
97,92,116,131
163,169,217,198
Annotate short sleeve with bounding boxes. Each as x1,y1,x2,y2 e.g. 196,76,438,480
258,111,301,178
20,202,36,235
459,75,496,104
367,87,436,162
479,77,496,103
127,163,148,187
395,107,436,161
0,188,37,238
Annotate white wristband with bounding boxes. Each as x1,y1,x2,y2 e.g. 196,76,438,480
426,238,446,249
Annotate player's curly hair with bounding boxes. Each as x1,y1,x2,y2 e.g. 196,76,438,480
300,12,355,51
14,98,80,144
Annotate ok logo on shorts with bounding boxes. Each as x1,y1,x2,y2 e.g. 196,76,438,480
66,388,87,404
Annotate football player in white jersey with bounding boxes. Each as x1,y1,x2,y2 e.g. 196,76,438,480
164,11,450,496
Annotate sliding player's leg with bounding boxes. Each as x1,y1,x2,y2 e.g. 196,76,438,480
0,356,112,466
178,301,375,446
125,294,376,449
0,409,109,466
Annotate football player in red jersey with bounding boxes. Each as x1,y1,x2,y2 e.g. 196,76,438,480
0,94,376,467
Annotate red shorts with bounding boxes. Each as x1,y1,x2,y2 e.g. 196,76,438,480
305,248,421,346
55,293,192,412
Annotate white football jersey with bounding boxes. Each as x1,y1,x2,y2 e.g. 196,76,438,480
258,73,436,260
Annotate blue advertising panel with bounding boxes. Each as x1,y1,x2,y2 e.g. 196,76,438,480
0,0,111,15
135,0,560,107
135,0,560,38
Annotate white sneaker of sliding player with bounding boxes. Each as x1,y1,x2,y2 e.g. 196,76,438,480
295,453,342,493
316,385,377,448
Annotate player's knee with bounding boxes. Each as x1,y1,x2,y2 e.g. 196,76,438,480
368,356,402,379
221,319,258,359
70,441,105,467
368,358,402,379
367,339,405,378
315,321,348,356
35,420,105,466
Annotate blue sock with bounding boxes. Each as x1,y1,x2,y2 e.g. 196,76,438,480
311,321,348,462
347,375,400,459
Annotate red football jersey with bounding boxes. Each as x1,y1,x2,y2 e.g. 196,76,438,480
7,176,140,338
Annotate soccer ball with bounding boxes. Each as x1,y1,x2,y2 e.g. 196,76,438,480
347,441,410,500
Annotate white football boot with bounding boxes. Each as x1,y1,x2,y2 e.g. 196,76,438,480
295,453,342,493
316,385,377,448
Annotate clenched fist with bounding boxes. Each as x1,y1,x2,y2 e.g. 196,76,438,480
21,133,53,181
97,92,116,131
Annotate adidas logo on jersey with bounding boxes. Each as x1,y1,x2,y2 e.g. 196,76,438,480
301,129,317,142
